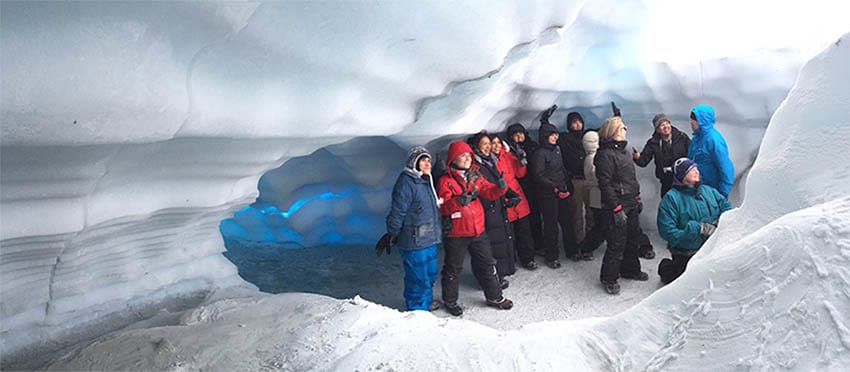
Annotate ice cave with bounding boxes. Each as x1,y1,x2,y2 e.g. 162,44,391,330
2,1,849,370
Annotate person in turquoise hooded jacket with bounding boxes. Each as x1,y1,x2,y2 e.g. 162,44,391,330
656,158,732,284
688,105,734,197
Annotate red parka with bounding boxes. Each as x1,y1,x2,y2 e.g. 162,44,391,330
495,148,531,222
438,142,507,238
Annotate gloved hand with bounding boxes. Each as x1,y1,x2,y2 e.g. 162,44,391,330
504,189,521,208
611,101,621,117
613,207,627,227
699,222,717,238
456,191,478,206
636,193,643,214
542,104,558,120
496,177,507,189
515,147,528,165
375,233,392,256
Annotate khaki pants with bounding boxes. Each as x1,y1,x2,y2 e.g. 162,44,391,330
567,178,594,242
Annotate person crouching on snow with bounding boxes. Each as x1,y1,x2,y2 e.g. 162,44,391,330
656,158,732,284
385,146,444,312
437,141,513,316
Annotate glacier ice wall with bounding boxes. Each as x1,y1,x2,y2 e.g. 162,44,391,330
1,0,847,366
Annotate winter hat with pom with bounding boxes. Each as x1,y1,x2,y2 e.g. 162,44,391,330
673,157,697,185
406,146,431,171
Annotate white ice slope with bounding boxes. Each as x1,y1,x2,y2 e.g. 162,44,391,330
43,30,850,372
2,1,848,368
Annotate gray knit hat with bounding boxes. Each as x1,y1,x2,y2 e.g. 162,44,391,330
652,113,670,129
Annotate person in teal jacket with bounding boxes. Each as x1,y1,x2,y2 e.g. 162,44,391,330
657,157,732,284
688,105,734,197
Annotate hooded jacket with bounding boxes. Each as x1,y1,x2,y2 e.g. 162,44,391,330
634,126,691,180
582,130,602,209
688,105,734,197
557,112,587,179
494,144,531,221
657,183,733,250
386,147,443,250
530,121,572,199
437,141,507,238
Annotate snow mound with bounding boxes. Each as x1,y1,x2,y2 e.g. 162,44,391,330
44,31,850,372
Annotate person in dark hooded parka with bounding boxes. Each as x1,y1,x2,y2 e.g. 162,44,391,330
530,110,579,268
505,122,543,253
385,146,443,311
468,132,516,288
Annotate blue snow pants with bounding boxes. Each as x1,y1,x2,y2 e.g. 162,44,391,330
399,245,438,311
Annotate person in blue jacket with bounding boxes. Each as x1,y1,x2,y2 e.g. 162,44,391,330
385,146,443,311
688,105,734,197
656,158,732,284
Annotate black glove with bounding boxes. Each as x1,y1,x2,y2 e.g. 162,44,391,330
375,233,392,256
699,222,717,238
613,209,627,227
542,104,558,121
456,191,478,206
516,147,528,165
496,177,507,189
611,101,621,117
504,188,521,208
441,215,453,237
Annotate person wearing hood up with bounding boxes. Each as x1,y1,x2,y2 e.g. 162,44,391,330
547,107,594,251
633,113,691,197
656,158,732,284
688,105,734,197
505,122,543,253
595,116,648,295
437,141,514,316
530,110,583,268
491,135,537,270
468,132,516,288
384,146,444,311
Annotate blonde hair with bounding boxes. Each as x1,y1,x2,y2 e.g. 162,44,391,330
598,116,624,139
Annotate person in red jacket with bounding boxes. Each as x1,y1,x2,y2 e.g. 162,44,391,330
491,135,537,270
437,141,514,316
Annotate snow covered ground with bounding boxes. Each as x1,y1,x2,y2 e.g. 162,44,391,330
40,34,850,371
2,1,849,370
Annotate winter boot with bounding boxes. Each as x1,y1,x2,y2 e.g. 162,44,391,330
547,260,562,269
486,297,514,310
569,253,583,262
499,277,510,290
428,300,442,312
581,251,594,261
640,249,656,259
523,261,538,270
621,271,650,281
444,302,463,316
602,281,621,295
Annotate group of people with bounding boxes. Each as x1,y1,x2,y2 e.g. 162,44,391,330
379,103,735,316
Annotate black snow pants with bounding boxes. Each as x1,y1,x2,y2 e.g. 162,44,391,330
600,206,642,283
512,216,536,265
441,233,504,304
540,196,577,262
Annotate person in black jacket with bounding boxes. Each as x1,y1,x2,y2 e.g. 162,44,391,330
594,116,648,294
633,113,691,196
505,122,543,254
530,117,579,268
468,132,514,289
547,108,593,248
